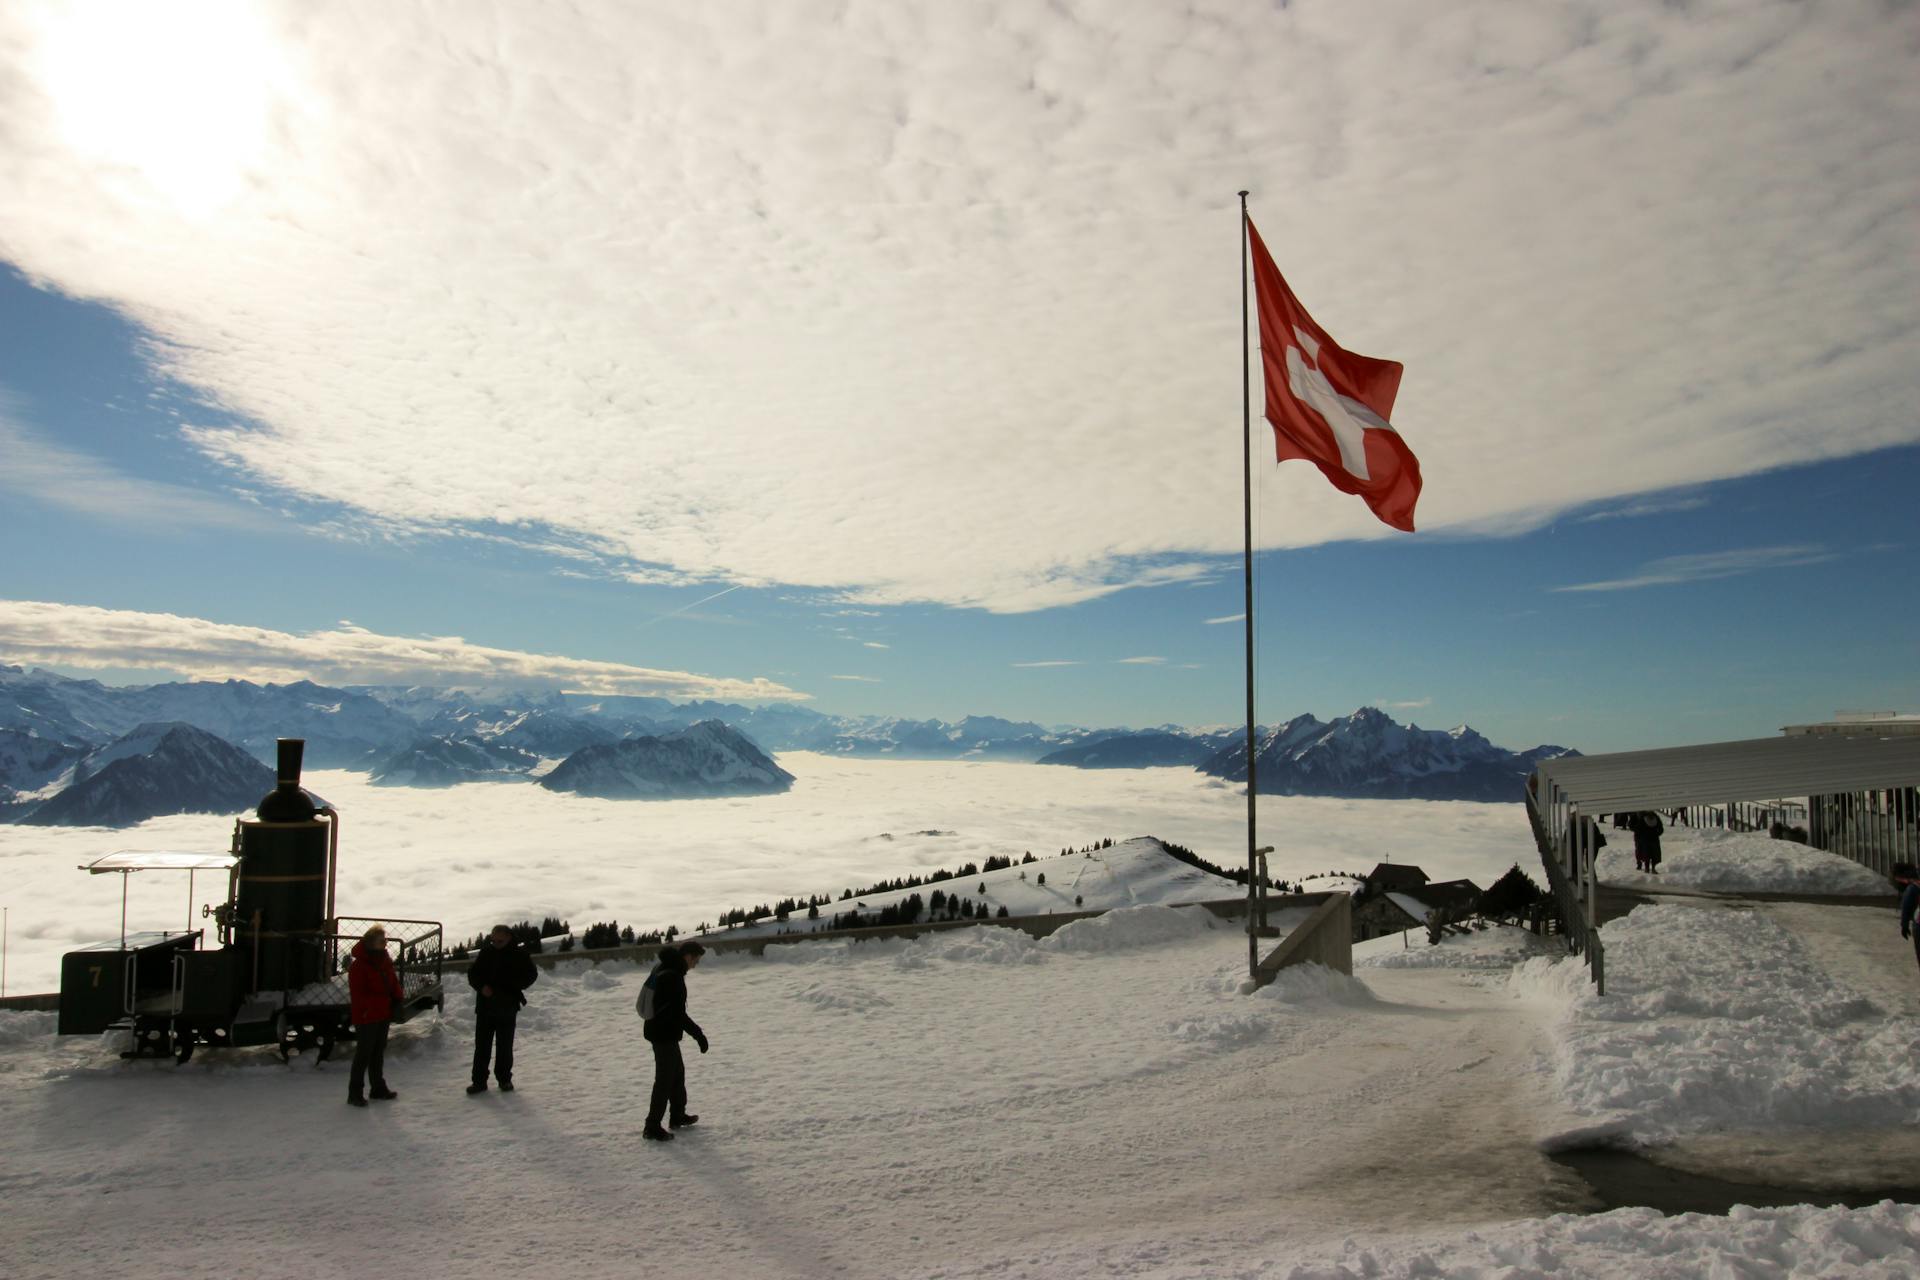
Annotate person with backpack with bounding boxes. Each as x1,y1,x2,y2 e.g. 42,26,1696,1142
466,924,539,1095
346,923,404,1107
638,940,708,1142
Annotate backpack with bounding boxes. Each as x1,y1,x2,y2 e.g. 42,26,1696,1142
636,964,661,1020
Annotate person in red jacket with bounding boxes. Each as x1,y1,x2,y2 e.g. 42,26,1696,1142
347,924,404,1107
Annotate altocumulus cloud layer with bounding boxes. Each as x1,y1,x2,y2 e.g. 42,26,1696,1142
0,599,805,701
0,1,1914,611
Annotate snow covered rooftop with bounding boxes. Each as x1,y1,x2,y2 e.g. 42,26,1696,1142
1532,732,1920,812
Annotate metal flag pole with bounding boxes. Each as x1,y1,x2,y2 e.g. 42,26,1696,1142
1239,190,1259,980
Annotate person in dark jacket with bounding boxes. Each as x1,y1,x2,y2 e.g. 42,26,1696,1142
346,924,404,1107
467,924,539,1095
1628,810,1665,874
639,941,708,1141
1895,863,1919,977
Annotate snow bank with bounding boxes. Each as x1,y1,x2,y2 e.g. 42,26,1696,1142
1357,923,1561,970
1041,902,1217,953
0,1010,55,1047
1512,904,1920,1143
1599,825,1892,896
1249,1201,1920,1280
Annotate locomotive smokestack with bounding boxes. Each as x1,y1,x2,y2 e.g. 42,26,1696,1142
277,737,304,788
257,737,318,822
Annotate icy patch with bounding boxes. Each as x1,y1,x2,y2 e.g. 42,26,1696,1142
1598,825,1892,896
1514,904,1920,1143
1041,903,1215,954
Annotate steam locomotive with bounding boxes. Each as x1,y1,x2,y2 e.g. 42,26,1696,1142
57,738,444,1063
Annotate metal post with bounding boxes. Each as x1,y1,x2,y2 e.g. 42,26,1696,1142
1239,189,1259,980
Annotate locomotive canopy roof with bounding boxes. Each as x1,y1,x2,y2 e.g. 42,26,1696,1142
81,851,241,874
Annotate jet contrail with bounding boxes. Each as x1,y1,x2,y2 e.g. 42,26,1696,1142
636,583,742,630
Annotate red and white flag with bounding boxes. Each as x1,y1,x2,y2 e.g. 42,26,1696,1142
1247,218,1421,532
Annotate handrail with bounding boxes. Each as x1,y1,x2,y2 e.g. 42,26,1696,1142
1526,780,1606,994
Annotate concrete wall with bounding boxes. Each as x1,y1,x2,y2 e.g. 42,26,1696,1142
1251,891,1353,986
0,992,60,1012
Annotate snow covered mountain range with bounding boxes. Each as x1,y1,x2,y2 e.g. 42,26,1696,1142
1196,707,1576,802
12,722,277,827
0,664,1575,822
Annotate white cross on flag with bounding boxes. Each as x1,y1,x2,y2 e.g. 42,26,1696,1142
1247,218,1421,532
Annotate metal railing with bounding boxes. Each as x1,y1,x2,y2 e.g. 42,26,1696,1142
1525,784,1605,994
290,917,444,1009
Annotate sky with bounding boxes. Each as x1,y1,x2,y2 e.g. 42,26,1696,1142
0,0,1916,755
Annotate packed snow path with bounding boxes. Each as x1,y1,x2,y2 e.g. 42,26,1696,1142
6,905,1917,1278
2,918,1583,1279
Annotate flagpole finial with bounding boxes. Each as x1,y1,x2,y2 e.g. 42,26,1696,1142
1237,189,1249,199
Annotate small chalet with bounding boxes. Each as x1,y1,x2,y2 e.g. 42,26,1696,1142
1351,863,1483,941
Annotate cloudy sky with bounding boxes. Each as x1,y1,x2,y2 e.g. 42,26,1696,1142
0,0,1915,753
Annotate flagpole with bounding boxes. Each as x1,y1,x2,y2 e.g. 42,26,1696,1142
1239,190,1258,981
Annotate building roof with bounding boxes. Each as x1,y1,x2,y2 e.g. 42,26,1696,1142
1531,733,1920,813
1414,879,1483,911
1366,862,1429,891
81,851,240,874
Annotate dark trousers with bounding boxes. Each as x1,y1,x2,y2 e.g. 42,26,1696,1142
473,1007,519,1086
349,1020,390,1098
646,1037,686,1128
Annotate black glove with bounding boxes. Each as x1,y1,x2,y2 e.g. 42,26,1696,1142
1903,923,1912,940
695,1034,710,1054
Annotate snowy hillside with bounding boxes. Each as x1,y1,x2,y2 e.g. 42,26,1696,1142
3,899,1915,1278
717,836,1246,937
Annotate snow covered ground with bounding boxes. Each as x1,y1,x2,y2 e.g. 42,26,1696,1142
6,760,1918,1275
0,756,1538,994
3,897,1918,1278
1596,823,1892,896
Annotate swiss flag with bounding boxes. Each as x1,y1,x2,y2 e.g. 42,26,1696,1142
1247,219,1421,532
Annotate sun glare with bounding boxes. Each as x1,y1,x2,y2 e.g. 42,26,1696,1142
35,0,283,218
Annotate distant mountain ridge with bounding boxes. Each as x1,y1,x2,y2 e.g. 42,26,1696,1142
18,722,277,827
1195,707,1576,802
539,721,795,799
0,666,1577,815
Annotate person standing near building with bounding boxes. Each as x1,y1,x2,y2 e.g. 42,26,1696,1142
1628,810,1665,875
639,940,709,1142
467,924,538,1095
346,923,403,1107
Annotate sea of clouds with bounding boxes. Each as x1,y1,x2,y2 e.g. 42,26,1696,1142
0,753,1537,993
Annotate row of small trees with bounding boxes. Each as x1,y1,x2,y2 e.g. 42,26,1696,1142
447,917,567,960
